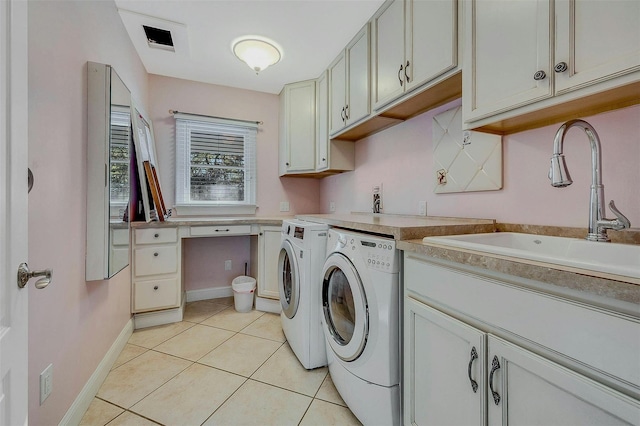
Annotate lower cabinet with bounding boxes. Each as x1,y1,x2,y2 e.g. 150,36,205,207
403,253,640,426
256,226,280,300
132,226,181,314
404,298,485,425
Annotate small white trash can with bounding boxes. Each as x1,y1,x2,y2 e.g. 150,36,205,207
232,276,256,313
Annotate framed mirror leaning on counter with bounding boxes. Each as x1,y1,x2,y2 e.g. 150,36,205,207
86,62,132,280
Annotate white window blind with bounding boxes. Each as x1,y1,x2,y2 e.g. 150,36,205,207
175,114,257,210
109,109,130,213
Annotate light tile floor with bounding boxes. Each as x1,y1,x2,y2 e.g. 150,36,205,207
80,298,362,426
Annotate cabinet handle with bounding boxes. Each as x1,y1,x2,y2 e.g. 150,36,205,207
154,233,159,238
489,355,501,405
345,105,349,120
322,158,326,162
153,285,159,290
285,162,290,166
554,62,568,73
405,60,410,83
215,229,230,232
533,70,546,81
153,252,159,257
398,64,404,86
341,106,346,123
467,346,479,393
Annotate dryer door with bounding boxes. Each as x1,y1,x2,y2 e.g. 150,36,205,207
278,239,300,319
322,252,368,362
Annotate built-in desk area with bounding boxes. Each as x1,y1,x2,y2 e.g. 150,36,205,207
130,217,290,329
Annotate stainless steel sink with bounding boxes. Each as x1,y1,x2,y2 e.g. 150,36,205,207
423,232,639,279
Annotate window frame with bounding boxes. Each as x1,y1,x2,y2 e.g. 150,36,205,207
174,113,257,216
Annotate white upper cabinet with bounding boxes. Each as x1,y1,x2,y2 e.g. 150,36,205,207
329,24,371,137
464,0,640,132
316,70,355,175
279,79,316,176
372,0,458,111
464,0,552,121
554,0,640,93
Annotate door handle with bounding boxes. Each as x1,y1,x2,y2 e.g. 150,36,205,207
17,263,52,289
467,346,479,393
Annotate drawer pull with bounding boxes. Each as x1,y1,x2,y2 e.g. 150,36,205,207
467,346,479,393
154,233,159,238
154,252,159,257
215,229,230,232
489,355,501,405
153,285,159,290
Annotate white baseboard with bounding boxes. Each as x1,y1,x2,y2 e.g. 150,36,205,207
134,299,185,329
59,319,134,426
186,286,233,302
255,296,282,314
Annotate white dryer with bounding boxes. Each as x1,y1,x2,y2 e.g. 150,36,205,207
321,228,401,425
278,219,329,369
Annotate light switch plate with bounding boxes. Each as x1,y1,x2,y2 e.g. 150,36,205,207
279,201,290,212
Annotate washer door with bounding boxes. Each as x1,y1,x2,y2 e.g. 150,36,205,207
278,239,300,319
322,252,368,362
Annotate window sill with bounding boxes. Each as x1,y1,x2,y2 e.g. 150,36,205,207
172,204,257,217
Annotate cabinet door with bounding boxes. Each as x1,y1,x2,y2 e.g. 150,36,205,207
282,80,316,172
316,71,329,171
371,0,405,110
406,0,457,92
404,297,486,426
328,52,347,136
487,335,640,426
345,24,371,127
554,0,640,94
466,0,552,121
258,227,281,299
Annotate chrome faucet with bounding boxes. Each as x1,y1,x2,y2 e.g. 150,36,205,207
549,119,630,242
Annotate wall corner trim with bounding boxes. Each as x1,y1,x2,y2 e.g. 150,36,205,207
58,319,134,426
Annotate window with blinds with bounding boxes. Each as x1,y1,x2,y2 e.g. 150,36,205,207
109,109,130,218
175,115,257,209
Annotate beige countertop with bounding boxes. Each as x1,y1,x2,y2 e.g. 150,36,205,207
130,216,292,228
399,238,640,315
295,213,496,240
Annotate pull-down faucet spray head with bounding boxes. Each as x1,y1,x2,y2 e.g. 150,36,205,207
548,153,573,187
549,119,630,242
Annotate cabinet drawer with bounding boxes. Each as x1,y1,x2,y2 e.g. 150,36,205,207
190,224,251,237
134,246,178,277
133,278,179,312
135,227,178,245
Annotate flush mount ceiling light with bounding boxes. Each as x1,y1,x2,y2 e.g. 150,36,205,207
232,36,282,74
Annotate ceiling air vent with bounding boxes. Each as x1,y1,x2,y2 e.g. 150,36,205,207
143,25,175,52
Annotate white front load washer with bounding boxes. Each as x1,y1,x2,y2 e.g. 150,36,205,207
278,219,329,369
321,228,401,426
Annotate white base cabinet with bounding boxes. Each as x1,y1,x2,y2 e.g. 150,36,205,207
403,252,640,426
255,226,280,300
132,227,181,314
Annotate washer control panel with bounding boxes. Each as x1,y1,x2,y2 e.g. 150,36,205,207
362,239,396,272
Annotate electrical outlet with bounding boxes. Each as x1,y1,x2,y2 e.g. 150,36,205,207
40,363,53,405
279,201,290,212
418,201,427,216
224,260,232,271
329,201,336,212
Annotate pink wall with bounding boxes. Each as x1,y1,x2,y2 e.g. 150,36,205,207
183,236,252,291
148,74,321,216
148,75,321,290
28,1,148,423
321,100,640,229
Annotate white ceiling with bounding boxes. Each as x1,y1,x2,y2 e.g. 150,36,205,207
115,0,385,94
